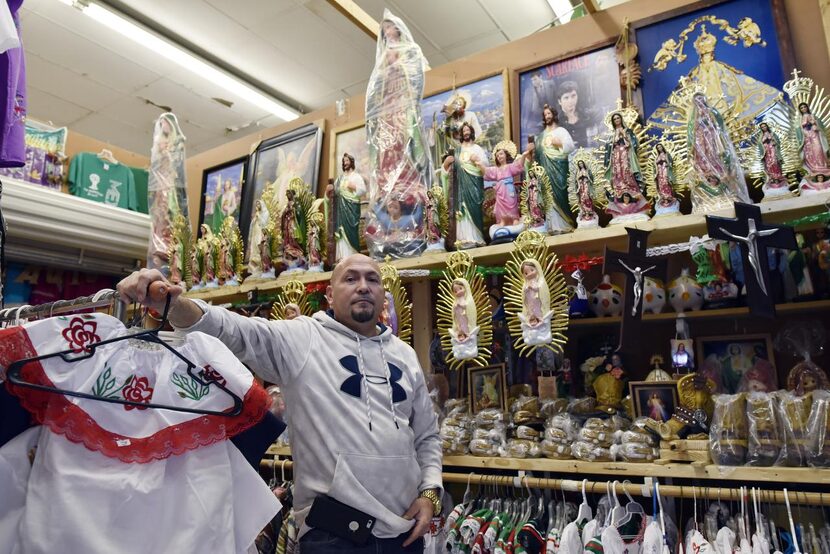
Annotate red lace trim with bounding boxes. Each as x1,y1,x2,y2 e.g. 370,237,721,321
0,326,271,464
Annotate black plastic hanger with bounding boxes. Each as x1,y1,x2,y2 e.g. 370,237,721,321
6,290,243,417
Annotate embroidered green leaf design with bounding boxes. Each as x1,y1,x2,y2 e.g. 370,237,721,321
90,366,132,399
171,373,210,401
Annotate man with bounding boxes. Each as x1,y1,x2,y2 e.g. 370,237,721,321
441,122,487,248
521,71,556,137
556,81,599,149
332,153,367,263
116,254,442,553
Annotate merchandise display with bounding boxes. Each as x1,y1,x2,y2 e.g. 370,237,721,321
7,1,830,552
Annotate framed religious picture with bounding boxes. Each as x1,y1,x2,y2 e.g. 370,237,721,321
197,157,248,238
468,363,507,414
696,334,777,394
516,44,621,151
630,381,679,422
330,121,370,185
632,0,794,125
670,338,695,372
239,122,324,243
420,70,510,173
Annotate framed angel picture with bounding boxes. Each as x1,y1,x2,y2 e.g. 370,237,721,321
239,123,323,243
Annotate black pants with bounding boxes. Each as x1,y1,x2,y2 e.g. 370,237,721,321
299,528,424,553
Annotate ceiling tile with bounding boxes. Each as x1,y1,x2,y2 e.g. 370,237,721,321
97,95,170,132
26,87,92,127
479,0,553,41
204,0,298,31
396,0,497,50
442,31,506,61
25,52,122,113
70,112,154,155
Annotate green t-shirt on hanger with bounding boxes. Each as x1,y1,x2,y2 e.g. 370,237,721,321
129,166,149,214
68,153,137,211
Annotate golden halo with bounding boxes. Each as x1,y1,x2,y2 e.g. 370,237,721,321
602,105,640,131
491,140,518,164
447,89,473,111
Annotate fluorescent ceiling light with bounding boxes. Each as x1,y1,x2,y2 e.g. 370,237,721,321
57,0,299,121
545,0,575,24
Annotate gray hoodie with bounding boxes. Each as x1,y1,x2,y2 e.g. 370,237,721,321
180,301,443,539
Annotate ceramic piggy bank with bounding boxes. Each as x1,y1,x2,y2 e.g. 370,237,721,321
590,275,623,317
643,277,666,314
668,268,704,313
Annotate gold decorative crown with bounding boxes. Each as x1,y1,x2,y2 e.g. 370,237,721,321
693,25,717,56
783,68,814,107
512,230,546,251
288,177,307,194
491,140,518,165
446,251,474,277
281,280,306,305
380,261,399,287
602,101,639,131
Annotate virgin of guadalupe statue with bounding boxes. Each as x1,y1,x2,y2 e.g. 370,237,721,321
364,11,432,259
281,189,306,273
795,102,830,186
571,158,599,229
424,186,448,252
650,142,681,216
602,111,650,224
521,165,548,233
449,278,480,360
686,92,751,212
198,224,218,288
519,259,555,345
379,291,399,335
755,122,792,200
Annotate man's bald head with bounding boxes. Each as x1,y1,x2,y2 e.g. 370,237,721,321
327,254,386,336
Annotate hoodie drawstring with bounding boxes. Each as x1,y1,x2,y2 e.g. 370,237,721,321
379,341,400,429
355,335,374,431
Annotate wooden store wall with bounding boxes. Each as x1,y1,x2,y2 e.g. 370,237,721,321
179,0,830,232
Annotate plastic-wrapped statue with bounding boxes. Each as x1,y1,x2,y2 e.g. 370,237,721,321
147,113,188,271
472,140,532,243
602,112,650,224
755,122,792,200
333,153,367,263
443,122,487,249
364,11,432,259
532,104,576,234
686,93,750,211
424,186,448,252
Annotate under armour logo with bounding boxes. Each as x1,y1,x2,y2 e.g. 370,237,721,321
338,355,406,403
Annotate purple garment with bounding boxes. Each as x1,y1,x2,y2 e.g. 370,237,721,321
0,0,25,168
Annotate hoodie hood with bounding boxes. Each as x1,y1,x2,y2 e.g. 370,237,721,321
313,310,393,341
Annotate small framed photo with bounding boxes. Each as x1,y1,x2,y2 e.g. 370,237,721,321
671,338,695,371
468,364,507,414
629,381,678,422
198,157,247,238
696,334,777,394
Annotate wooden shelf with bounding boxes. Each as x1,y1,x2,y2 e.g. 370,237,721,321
185,193,830,306
263,445,830,485
442,455,830,485
569,299,830,327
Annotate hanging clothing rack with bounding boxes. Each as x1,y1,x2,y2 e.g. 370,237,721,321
0,289,127,323
441,471,830,507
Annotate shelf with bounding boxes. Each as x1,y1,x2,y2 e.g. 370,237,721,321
185,192,830,305
442,455,830,485
263,445,830,485
569,299,830,327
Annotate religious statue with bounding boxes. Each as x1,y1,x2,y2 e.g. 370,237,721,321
380,261,413,343
521,164,550,233
364,11,432,259
168,214,192,290
441,90,482,148
567,150,601,230
443,122,487,249
333,153,367,262
645,142,682,216
368,195,422,257
246,199,270,279
424,186,448,252
198,224,219,288
219,216,245,286
532,104,576,234
280,188,306,273
436,251,493,369
601,109,651,224
795,102,830,189
283,303,301,320
569,269,590,317
503,231,569,354
306,199,327,273
472,140,532,243
191,246,204,290
271,280,311,321
618,260,657,317
752,121,794,200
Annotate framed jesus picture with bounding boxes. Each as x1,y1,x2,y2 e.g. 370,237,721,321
630,381,679,422
696,334,777,394
517,45,621,151
198,157,247,238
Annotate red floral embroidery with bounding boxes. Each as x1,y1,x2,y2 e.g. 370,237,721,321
122,376,154,410
201,365,227,387
61,317,101,353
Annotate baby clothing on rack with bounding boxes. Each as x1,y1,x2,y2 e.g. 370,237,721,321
0,313,280,554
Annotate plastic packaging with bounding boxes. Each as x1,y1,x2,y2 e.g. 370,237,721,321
572,441,614,462
807,390,830,467
776,321,829,396
774,390,812,467
514,425,540,441
540,398,569,419
611,442,659,462
709,393,748,466
578,418,616,448
745,392,781,466
363,10,432,260
440,399,472,455
475,408,505,428
503,439,542,459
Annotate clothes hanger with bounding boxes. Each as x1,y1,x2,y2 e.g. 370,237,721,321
621,479,645,522
784,489,802,554
6,285,243,417
577,478,593,523
97,148,118,164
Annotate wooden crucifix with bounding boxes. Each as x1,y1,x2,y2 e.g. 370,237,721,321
603,228,668,353
706,202,797,318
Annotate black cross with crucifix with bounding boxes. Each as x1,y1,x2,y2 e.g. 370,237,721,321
706,202,797,318
603,228,667,353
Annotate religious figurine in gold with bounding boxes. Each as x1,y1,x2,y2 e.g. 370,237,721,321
424,185,448,252
436,251,493,369
168,213,193,290
748,120,797,201
503,231,569,355
567,150,602,230
219,216,245,286
643,141,683,216
271,280,311,320
198,224,219,288
380,260,413,343
521,163,552,234
306,198,328,273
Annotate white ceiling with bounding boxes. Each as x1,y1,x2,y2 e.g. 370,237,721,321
19,0,595,157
